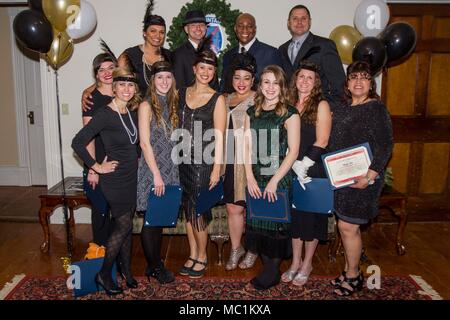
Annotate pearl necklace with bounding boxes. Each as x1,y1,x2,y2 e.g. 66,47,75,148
142,49,163,87
112,99,138,144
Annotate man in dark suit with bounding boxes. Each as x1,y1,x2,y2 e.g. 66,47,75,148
172,10,208,89
220,13,282,92
279,5,345,109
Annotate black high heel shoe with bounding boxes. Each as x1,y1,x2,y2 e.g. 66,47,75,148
334,272,364,297
119,272,138,289
95,273,123,296
146,263,175,284
330,271,347,287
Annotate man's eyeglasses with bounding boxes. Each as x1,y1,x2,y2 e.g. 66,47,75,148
348,73,372,81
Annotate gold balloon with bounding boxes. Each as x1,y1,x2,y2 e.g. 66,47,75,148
43,0,80,32
329,25,362,65
46,31,74,69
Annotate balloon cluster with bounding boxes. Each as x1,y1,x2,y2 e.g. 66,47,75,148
13,0,97,70
329,0,417,75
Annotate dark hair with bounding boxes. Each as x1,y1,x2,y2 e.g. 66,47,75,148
288,61,324,124
344,61,380,103
92,53,116,77
143,14,166,32
288,5,311,19
223,52,257,94
194,49,217,67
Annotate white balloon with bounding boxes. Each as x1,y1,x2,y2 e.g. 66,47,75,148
66,0,97,40
354,0,390,37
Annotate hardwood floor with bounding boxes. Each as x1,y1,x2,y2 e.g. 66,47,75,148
0,187,449,299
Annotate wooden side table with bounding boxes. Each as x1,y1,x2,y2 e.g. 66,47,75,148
39,177,91,253
328,187,408,262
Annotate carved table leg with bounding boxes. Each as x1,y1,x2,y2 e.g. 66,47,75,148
394,199,407,255
328,231,341,263
39,205,52,253
67,205,76,255
210,234,230,266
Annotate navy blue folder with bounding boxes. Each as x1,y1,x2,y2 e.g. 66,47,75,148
145,185,182,227
322,142,374,190
195,178,224,216
69,257,117,298
292,178,334,214
246,189,291,223
83,174,109,215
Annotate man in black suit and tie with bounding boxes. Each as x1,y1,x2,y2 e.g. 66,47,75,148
173,10,208,88
220,13,282,92
279,5,345,109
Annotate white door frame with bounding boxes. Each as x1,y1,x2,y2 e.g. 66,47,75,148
8,7,31,186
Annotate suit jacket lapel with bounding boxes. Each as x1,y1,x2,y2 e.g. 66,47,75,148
280,40,292,65
248,39,259,55
293,33,314,67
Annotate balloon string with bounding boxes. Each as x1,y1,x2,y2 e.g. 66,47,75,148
54,69,73,260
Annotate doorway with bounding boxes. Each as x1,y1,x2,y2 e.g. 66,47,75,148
8,6,47,186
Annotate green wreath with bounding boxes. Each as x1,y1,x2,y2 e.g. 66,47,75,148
167,0,241,76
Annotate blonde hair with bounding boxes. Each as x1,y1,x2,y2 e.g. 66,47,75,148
254,65,288,117
112,67,141,111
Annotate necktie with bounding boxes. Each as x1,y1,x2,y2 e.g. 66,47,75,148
240,46,246,54
288,40,301,65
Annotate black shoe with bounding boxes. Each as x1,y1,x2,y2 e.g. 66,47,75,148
250,273,280,291
179,257,198,276
334,272,364,297
188,259,208,279
95,273,123,296
146,264,175,284
119,272,138,289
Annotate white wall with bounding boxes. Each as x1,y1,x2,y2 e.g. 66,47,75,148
47,0,363,222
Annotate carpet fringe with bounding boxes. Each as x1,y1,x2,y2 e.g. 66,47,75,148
410,274,443,300
0,274,26,300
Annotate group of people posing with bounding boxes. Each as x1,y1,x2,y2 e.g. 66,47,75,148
71,4,393,298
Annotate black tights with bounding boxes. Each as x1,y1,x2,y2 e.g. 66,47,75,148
100,211,133,284
254,254,282,286
141,226,163,270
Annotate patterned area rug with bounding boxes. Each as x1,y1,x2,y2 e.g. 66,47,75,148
0,274,442,300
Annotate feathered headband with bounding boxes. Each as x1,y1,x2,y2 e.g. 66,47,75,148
143,0,166,31
195,35,217,67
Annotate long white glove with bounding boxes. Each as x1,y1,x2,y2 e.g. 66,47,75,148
292,156,315,190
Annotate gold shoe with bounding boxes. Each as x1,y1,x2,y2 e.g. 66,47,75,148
225,246,246,271
238,251,258,269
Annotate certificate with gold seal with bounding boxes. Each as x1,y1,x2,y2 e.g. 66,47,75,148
322,143,373,189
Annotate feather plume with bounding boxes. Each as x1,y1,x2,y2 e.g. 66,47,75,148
143,0,155,23
99,38,117,63
121,52,136,74
197,34,213,53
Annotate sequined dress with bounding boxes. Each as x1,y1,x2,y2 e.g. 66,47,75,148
245,105,298,258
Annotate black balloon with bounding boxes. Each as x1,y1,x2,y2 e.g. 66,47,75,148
13,9,53,53
380,22,417,64
352,37,387,76
29,0,43,13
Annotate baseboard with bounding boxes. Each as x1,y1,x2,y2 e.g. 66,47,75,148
0,167,30,186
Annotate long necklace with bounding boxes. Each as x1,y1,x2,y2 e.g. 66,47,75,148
112,99,138,144
142,48,163,87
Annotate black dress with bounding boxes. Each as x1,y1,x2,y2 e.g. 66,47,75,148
123,45,172,95
328,100,393,225
290,117,329,241
81,89,113,245
178,88,220,231
72,107,139,218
